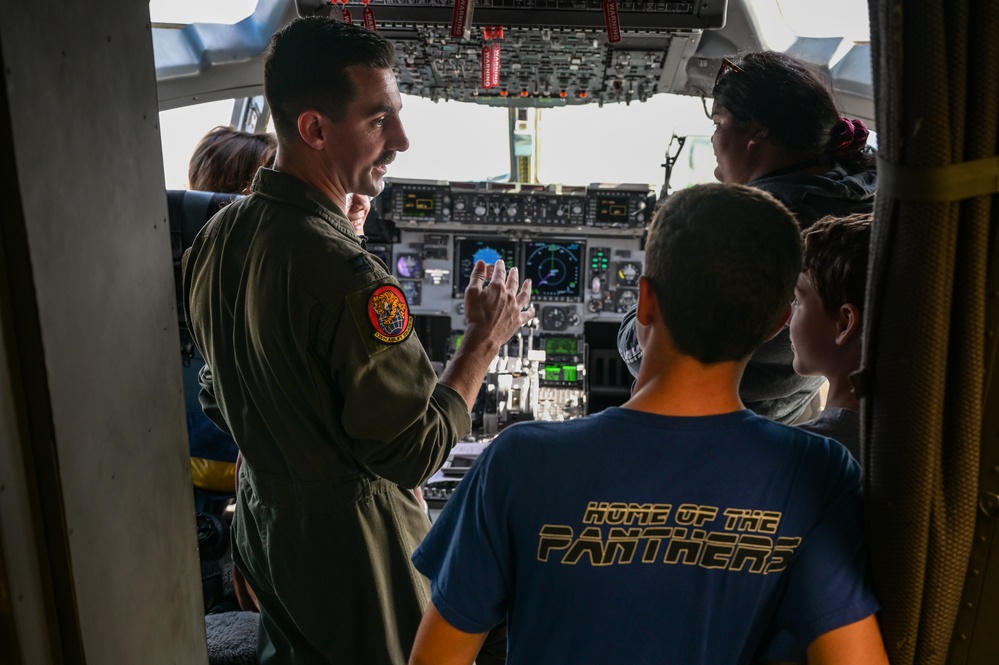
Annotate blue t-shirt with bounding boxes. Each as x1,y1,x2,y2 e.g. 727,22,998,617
412,408,878,665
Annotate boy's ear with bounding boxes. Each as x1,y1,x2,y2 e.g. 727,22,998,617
835,303,863,345
636,276,658,326
764,304,792,341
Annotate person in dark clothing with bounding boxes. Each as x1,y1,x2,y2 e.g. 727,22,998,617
185,126,277,513
617,50,877,424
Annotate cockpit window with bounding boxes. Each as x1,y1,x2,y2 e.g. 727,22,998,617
537,95,713,188
160,100,236,189
387,95,511,183
774,0,870,42
149,0,257,25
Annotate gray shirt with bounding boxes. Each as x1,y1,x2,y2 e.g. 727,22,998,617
798,407,861,462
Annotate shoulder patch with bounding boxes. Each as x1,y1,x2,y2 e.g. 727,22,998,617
349,253,374,275
367,285,414,344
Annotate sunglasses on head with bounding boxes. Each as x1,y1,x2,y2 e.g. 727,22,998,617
714,58,743,87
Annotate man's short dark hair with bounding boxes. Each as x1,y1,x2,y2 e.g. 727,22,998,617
264,18,396,141
802,213,873,316
643,183,802,363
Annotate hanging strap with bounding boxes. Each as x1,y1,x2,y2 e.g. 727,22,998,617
878,155,999,202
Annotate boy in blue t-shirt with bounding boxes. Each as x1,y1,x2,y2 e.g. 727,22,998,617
791,213,873,462
409,184,888,665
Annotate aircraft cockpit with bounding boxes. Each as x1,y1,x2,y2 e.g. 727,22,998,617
152,0,878,507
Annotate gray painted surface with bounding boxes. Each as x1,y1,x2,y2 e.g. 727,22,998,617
0,298,55,665
0,2,207,663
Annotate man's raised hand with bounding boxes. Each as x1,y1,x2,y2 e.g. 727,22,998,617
464,259,534,349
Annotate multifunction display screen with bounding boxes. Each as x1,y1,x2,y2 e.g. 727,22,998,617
401,190,437,218
523,240,584,302
453,237,518,297
593,195,630,225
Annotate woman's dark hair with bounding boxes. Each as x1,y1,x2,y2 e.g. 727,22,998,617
712,51,876,173
188,126,277,194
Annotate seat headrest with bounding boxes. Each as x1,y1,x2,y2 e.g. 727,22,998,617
166,190,241,259
166,190,241,363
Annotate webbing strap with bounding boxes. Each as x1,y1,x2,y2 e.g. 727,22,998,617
878,155,999,202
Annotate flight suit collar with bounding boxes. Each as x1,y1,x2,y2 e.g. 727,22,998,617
251,168,359,243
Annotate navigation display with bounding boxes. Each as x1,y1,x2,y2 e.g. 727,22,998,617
523,240,584,302
453,237,518,297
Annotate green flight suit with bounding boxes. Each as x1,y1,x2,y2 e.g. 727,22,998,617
183,168,471,664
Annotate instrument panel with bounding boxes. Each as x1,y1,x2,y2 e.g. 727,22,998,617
387,178,652,229
377,178,650,336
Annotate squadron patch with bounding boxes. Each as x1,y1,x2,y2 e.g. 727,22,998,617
367,284,414,344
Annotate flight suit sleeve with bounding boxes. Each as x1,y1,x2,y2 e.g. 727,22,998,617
330,275,472,488
197,363,233,437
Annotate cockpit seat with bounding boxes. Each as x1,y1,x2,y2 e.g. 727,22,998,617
166,190,240,515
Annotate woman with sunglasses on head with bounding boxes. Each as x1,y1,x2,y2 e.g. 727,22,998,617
710,51,876,225
617,50,877,426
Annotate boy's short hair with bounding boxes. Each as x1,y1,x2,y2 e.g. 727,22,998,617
801,213,873,316
643,183,802,364
264,18,396,142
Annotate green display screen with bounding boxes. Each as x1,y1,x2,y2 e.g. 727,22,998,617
545,337,577,355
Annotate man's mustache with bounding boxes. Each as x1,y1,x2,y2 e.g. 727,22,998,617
375,153,396,167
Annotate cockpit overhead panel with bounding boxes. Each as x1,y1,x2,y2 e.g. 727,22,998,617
296,1,727,30
291,1,727,107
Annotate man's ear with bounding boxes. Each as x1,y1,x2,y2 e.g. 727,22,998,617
297,110,327,151
835,303,862,346
764,304,792,341
636,276,658,326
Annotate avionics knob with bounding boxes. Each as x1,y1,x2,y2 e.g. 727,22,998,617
474,205,486,216
506,206,518,216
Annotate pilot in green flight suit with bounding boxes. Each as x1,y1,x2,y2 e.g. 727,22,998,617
185,167,473,663
184,18,534,663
